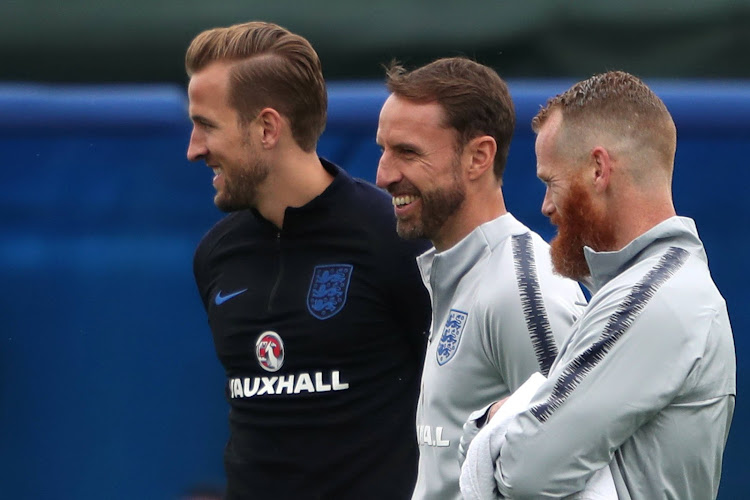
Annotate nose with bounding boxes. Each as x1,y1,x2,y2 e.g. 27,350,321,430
541,187,555,218
186,128,207,162
375,151,400,190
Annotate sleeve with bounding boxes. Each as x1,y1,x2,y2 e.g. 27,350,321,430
492,286,708,498
356,182,431,358
192,236,212,312
386,236,432,360
193,220,226,313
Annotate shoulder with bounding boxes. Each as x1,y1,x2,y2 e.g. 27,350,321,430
590,246,726,345
338,174,431,256
609,245,718,310
342,175,395,220
471,229,584,339
481,228,581,301
647,250,727,330
322,168,390,223
194,211,258,262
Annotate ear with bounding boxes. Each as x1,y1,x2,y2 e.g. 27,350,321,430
590,146,612,193
256,107,283,149
466,135,497,181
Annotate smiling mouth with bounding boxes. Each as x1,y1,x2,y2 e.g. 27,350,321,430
210,166,224,189
392,195,419,208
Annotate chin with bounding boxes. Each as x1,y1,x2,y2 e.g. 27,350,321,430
396,222,425,241
214,196,234,213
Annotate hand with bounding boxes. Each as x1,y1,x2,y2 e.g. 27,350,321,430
457,417,481,467
458,396,512,466
486,396,509,422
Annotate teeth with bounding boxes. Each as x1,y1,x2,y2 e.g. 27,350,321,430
392,195,418,207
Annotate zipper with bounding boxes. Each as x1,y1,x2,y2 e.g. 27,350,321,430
267,231,283,313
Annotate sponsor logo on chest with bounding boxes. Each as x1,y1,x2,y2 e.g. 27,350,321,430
228,330,350,398
256,331,285,372
416,425,450,447
229,370,350,398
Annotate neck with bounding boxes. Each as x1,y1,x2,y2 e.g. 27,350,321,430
255,148,334,229
434,187,507,252
611,190,676,250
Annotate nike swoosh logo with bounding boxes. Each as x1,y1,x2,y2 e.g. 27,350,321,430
215,288,248,305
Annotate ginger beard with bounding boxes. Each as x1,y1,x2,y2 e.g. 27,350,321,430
394,158,465,241
549,179,616,281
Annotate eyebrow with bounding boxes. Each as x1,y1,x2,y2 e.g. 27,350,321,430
392,142,422,153
190,114,214,126
378,139,424,155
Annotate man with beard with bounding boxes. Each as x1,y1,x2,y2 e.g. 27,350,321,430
185,22,431,499
376,57,586,500
459,71,736,499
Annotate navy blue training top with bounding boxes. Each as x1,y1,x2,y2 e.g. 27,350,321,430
194,159,431,499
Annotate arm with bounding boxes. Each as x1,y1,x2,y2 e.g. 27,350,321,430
485,233,584,391
493,290,705,498
386,236,432,359
460,248,583,463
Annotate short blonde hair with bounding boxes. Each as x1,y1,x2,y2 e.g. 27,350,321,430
186,21,326,152
532,71,676,169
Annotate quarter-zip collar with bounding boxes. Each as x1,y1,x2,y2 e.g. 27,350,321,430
584,216,706,294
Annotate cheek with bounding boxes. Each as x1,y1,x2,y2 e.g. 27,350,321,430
553,183,576,209
546,188,563,211
553,194,566,212
396,162,425,185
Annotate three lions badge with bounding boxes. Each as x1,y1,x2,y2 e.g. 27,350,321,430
437,309,468,365
307,264,353,320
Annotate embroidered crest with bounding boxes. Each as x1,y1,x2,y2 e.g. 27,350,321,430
256,331,285,372
437,309,468,365
307,264,353,320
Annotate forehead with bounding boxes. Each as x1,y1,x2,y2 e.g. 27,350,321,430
534,109,564,176
377,94,452,141
187,61,232,108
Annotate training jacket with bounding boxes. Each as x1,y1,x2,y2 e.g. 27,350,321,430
412,213,586,500
492,216,736,499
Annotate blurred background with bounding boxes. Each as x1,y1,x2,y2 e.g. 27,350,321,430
2,0,749,82
1,1,748,498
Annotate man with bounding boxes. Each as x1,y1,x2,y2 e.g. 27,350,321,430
460,71,736,499
375,57,586,500
185,22,431,499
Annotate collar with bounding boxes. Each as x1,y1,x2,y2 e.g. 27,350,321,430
417,213,527,291
250,157,350,229
584,216,705,293
284,157,348,216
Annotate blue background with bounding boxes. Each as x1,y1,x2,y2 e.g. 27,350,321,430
1,80,748,498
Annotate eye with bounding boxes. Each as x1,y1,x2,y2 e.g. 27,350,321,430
396,146,419,158
192,117,215,130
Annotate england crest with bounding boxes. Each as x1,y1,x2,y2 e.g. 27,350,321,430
437,309,468,365
307,264,353,320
